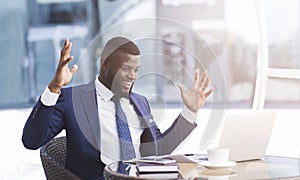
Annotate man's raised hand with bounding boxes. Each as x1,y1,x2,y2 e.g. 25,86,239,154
48,38,78,94
177,69,213,113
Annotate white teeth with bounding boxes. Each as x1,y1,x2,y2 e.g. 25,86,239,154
123,82,132,86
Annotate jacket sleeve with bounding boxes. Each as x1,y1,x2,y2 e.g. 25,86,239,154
140,95,197,156
22,90,66,150
156,114,197,155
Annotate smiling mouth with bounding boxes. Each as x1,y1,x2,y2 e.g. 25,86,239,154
122,81,133,89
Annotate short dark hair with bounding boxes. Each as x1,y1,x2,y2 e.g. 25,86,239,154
101,37,140,64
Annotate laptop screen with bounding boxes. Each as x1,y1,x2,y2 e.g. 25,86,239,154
218,110,277,162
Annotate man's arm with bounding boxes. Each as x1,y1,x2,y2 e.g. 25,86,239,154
22,38,78,149
156,113,197,155
138,94,197,156
22,89,66,149
156,69,212,154
140,111,197,156
141,69,212,156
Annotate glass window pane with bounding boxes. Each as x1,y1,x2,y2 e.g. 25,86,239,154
265,78,300,108
266,0,300,69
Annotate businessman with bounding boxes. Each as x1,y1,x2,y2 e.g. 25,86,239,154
22,36,213,179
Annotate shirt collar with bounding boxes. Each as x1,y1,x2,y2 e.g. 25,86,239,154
94,78,114,102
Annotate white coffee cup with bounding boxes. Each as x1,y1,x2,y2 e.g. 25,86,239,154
207,148,230,165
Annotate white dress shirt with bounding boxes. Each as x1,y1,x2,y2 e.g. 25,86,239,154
94,79,143,164
40,79,197,165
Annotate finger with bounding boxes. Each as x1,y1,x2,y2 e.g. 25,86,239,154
60,38,71,61
199,70,208,88
64,41,72,59
64,37,69,47
70,64,78,75
61,56,74,66
202,76,210,91
193,69,200,86
61,38,69,53
204,88,213,98
177,83,187,95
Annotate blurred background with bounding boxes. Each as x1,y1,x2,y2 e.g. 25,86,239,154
2,0,300,109
1,0,300,179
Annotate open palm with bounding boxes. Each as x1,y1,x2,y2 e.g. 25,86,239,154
178,69,213,113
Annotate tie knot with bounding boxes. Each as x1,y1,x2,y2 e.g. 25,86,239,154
111,95,120,105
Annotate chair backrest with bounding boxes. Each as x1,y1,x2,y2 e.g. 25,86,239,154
40,136,81,180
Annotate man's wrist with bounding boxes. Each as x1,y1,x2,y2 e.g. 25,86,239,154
48,83,62,94
41,87,60,106
181,105,198,124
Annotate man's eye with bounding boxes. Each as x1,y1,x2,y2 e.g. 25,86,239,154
121,67,130,72
121,66,128,70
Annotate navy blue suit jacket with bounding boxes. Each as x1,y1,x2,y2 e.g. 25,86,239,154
22,81,197,179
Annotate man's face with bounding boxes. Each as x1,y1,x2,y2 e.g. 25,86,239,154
104,52,140,97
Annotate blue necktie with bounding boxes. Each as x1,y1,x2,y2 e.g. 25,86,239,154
111,96,136,161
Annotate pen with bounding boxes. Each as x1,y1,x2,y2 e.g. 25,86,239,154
184,154,208,161
126,165,131,171
195,157,208,161
184,154,194,156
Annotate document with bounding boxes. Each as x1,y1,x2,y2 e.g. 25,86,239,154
124,154,208,164
136,161,179,173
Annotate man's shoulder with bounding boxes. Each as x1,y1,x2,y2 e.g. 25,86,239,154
61,82,94,94
130,92,149,106
130,92,146,100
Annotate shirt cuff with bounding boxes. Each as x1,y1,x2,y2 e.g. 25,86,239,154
40,87,60,106
181,105,198,124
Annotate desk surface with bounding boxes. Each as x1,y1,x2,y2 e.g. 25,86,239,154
104,156,300,180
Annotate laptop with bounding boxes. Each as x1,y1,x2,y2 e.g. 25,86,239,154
218,110,277,162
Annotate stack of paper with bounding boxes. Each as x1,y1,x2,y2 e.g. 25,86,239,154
135,157,179,179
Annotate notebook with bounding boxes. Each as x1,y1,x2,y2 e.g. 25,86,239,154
136,161,179,173
136,171,179,179
218,110,277,162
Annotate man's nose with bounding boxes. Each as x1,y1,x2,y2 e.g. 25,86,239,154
128,70,137,79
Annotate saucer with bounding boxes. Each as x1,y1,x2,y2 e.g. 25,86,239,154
198,171,237,179
199,161,237,169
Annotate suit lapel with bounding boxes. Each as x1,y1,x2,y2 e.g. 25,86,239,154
129,94,153,125
130,93,159,156
130,93,153,123
130,94,156,137
74,80,101,151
